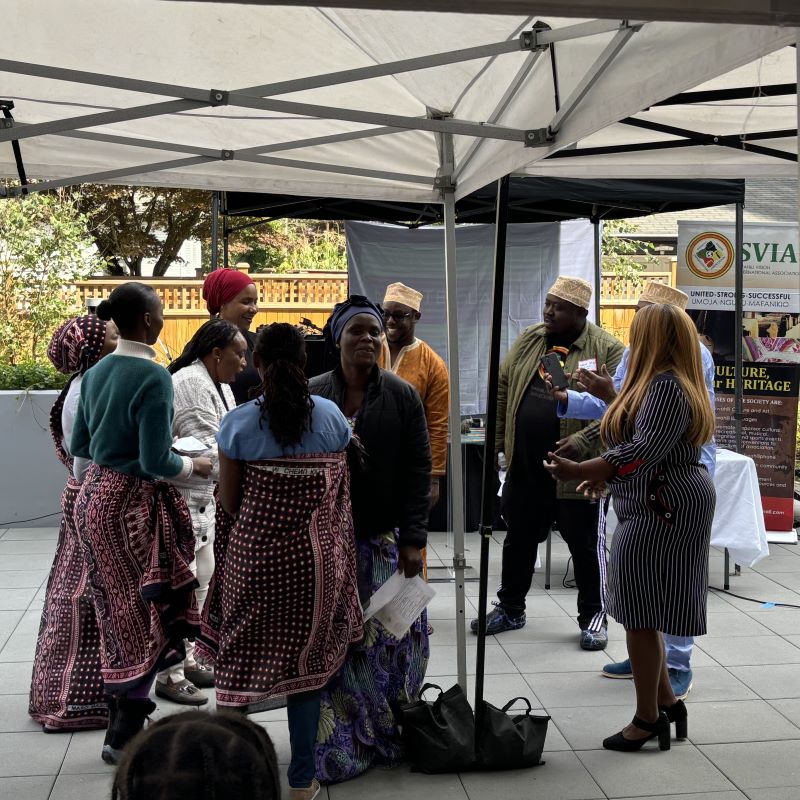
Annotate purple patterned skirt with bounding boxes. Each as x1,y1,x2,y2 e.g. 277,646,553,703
315,532,429,784
29,479,108,731
73,465,199,693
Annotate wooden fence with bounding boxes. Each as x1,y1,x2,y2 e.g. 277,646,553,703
75,265,674,359
75,270,349,362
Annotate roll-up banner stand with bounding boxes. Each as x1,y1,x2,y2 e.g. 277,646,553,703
677,222,800,535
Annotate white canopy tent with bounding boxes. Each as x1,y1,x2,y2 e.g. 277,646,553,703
1,2,796,688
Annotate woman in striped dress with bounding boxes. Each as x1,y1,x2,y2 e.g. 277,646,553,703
546,303,715,753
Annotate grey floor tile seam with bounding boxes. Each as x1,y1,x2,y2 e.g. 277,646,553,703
743,788,800,800
765,698,800,732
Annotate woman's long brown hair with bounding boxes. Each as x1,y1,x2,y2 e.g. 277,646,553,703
601,303,715,447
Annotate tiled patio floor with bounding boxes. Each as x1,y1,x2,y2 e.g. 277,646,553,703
2,526,800,799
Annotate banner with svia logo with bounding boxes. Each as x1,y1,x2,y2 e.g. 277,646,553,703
677,221,799,533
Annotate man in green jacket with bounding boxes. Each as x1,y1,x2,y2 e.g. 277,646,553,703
471,277,624,649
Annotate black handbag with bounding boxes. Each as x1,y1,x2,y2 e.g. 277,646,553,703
475,696,550,770
400,682,476,773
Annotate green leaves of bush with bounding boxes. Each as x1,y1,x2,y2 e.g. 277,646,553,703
0,362,68,391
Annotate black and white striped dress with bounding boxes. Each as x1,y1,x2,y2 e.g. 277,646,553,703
604,373,715,636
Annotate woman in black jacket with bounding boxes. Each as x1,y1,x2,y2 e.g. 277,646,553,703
309,295,432,784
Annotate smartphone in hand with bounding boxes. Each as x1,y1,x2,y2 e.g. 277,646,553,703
541,352,569,390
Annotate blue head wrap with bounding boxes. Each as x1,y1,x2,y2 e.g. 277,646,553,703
329,295,384,343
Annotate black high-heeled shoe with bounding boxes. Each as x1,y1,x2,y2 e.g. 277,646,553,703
660,699,688,740
603,712,671,752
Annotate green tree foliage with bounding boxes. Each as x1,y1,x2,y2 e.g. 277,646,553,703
209,218,347,273
602,220,660,283
0,187,100,365
75,186,211,277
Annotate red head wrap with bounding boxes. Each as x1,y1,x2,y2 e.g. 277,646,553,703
202,269,256,315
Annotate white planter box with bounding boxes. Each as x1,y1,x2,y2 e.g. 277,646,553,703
0,390,65,528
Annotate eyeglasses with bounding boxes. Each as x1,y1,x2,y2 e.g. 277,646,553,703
383,311,414,322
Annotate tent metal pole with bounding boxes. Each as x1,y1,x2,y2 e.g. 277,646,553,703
734,200,744,456
211,192,220,271
548,23,640,136
475,174,510,714
222,192,230,269
593,219,603,324
0,155,214,197
438,131,468,690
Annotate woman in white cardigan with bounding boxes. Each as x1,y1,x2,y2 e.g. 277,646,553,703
155,319,248,705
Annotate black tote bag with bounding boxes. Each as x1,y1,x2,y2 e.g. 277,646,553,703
475,696,550,770
400,682,476,773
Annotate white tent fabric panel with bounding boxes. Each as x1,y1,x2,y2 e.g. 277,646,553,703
519,45,797,179
0,2,794,200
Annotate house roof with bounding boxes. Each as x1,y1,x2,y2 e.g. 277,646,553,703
626,177,797,237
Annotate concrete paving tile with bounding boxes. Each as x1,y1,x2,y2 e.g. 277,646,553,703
329,768,468,799
11,609,44,637
696,636,800,667
546,704,689,752
0,540,60,556
0,632,37,662
744,608,800,635
704,591,742,612
0,731,70,776
686,667,759,702
744,789,800,800
0,528,59,541
765,698,800,727
59,730,113,775
488,615,581,644
751,556,800,573
523,670,635,708
258,719,291,764
460,751,604,800
0,661,34,695
427,594,469,620
472,593,570,619
0,554,56,572
0,610,24,641
683,699,800,744
0,775,55,800
577,745,734,797
423,673,541,712
0,571,49,589
700,740,800,789
0,588,38,611
609,792,746,800
712,586,800,613
502,642,611,673
728,665,800,700
50,772,114,800
763,573,800,593
427,644,518,677
426,617,475,645
704,613,774,638
0,694,42,733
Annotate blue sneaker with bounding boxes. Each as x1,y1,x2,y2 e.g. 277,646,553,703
470,604,526,635
602,658,633,679
668,668,693,700
580,626,608,651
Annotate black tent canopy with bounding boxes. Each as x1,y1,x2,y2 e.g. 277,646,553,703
222,177,745,228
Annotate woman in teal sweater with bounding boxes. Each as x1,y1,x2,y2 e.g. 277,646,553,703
71,282,212,764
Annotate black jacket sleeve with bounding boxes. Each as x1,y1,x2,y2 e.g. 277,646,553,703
398,384,432,549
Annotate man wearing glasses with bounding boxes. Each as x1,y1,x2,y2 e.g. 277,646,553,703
379,283,450,514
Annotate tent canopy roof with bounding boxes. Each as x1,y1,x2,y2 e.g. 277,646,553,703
0,2,794,202
224,177,746,227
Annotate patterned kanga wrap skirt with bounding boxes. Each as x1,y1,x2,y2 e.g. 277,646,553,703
73,465,199,693
29,478,108,731
315,532,430,784
198,453,363,707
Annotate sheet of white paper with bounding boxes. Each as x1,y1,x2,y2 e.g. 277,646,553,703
362,571,406,621
374,575,436,639
172,435,210,455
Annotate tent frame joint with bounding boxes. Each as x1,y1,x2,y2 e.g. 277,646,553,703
210,90,229,106
220,149,235,160
519,22,552,53
525,127,555,147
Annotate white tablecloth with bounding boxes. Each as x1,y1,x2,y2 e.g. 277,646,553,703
605,448,769,569
710,448,769,568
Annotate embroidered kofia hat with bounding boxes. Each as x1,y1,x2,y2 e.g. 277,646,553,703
383,282,423,312
639,282,689,310
547,276,592,311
